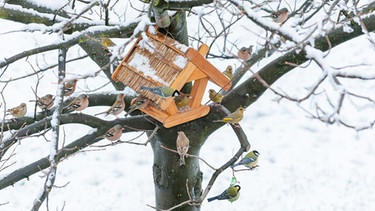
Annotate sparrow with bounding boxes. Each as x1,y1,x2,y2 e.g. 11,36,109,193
64,94,89,111
63,79,78,96
125,95,150,116
95,93,125,117
7,103,27,118
30,94,54,110
264,7,289,23
237,46,253,61
176,131,190,166
105,124,123,141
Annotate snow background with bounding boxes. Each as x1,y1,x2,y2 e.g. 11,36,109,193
1,0,375,210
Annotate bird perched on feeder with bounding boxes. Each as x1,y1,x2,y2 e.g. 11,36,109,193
207,185,241,203
222,65,233,80
125,95,150,116
7,103,27,118
237,46,253,61
208,89,224,104
176,131,190,166
30,94,54,110
263,7,289,23
174,93,191,108
63,79,78,96
231,150,260,169
105,124,123,141
95,93,125,117
214,106,245,125
64,94,89,111
140,85,179,98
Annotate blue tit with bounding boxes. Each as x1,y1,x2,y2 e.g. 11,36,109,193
207,185,241,203
140,85,179,98
231,150,260,169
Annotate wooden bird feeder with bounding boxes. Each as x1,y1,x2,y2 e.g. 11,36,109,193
112,26,231,128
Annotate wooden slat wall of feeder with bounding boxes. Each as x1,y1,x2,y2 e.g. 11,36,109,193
112,27,232,128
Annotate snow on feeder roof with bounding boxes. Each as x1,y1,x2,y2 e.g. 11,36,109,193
112,26,231,128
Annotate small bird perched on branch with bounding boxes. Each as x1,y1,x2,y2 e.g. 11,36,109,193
140,85,179,98
222,65,233,80
214,106,245,125
101,37,116,47
63,79,78,96
125,95,150,116
231,150,260,169
64,94,89,111
208,89,224,104
207,185,241,203
105,124,123,141
176,131,190,166
95,93,125,117
237,46,253,61
7,103,27,118
263,7,289,23
30,94,54,110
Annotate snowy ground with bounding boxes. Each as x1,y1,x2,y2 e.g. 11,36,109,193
1,1,375,211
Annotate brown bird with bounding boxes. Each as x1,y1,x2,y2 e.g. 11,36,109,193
237,46,253,61
209,89,224,104
222,65,233,80
95,93,125,117
7,103,27,118
64,94,89,111
63,79,78,96
126,95,150,116
176,131,190,166
105,124,123,141
30,94,54,110
214,106,245,125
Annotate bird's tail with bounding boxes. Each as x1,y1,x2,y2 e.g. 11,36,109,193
140,86,153,91
94,111,106,116
207,197,217,202
231,163,239,168
213,120,225,123
179,155,185,166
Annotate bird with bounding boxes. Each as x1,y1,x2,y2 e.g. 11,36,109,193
176,131,190,166
140,85,179,98
101,38,116,47
231,150,260,169
64,94,89,111
126,95,150,116
207,185,241,203
208,89,224,104
174,93,191,108
31,94,54,110
264,7,289,23
222,65,233,80
105,124,123,141
7,103,27,118
95,93,125,117
214,106,245,125
63,79,78,96
237,46,253,61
